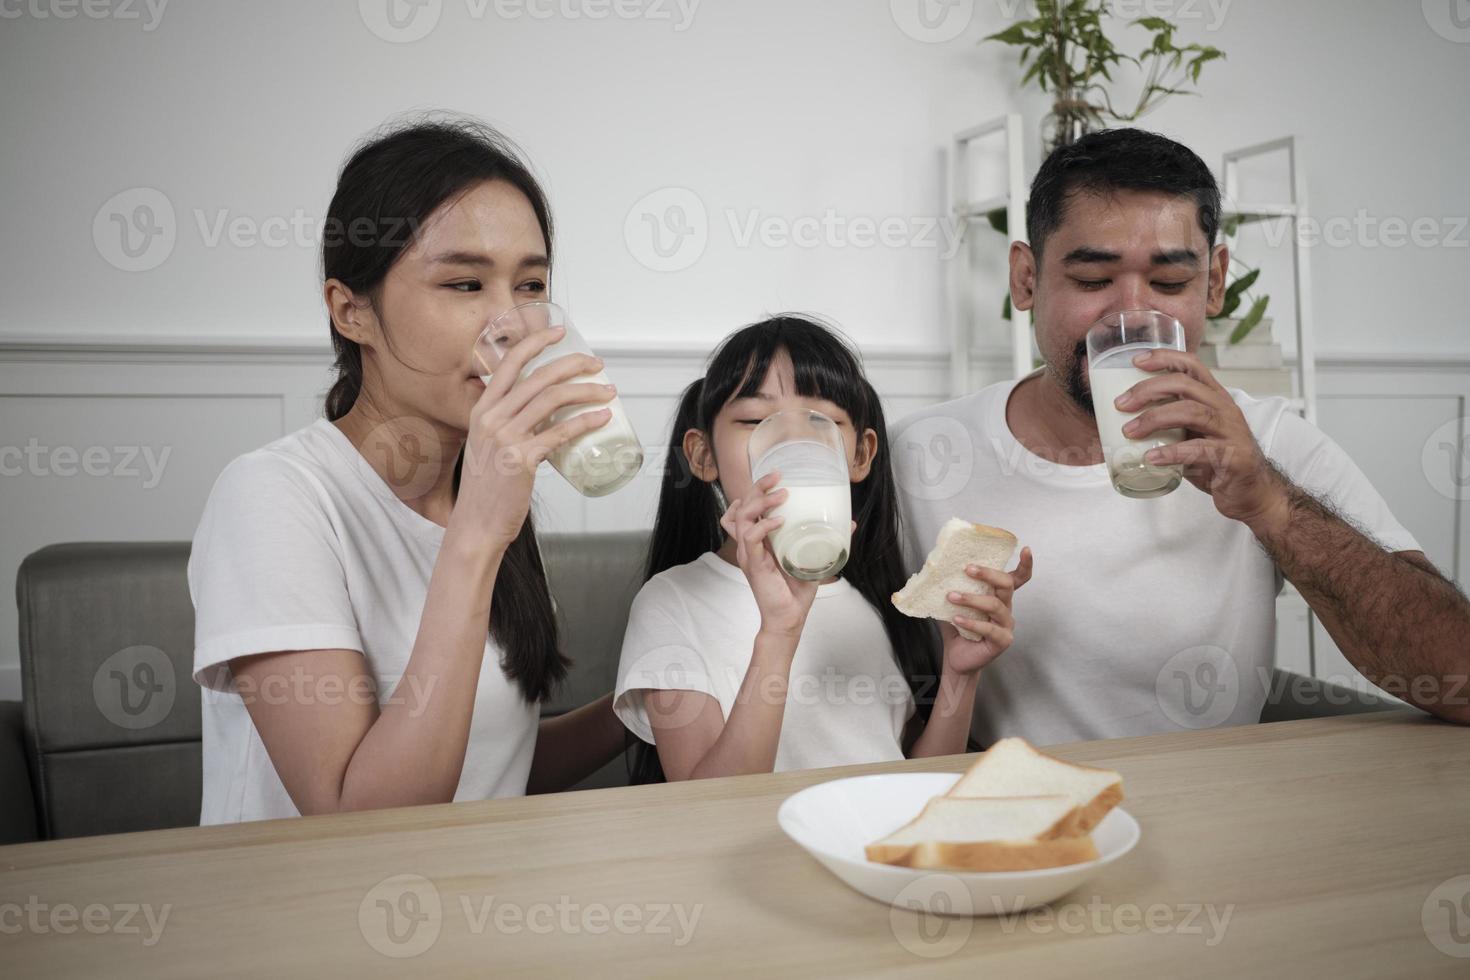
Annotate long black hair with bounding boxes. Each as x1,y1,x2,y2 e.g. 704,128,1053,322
629,316,941,782
321,115,567,704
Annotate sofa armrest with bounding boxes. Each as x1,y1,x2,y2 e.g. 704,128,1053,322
0,700,39,844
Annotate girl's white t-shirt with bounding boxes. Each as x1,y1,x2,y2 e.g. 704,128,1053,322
188,419,538,825
614,552,916,772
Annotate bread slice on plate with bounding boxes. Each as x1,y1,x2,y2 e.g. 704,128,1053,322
865,795,1099,872
948,738,1124,835
892,518,1018,641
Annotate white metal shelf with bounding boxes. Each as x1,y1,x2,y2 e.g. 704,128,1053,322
1221,136,1319,426
948,114,1029,395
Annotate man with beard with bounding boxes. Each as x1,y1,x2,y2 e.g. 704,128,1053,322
892,128,1470,746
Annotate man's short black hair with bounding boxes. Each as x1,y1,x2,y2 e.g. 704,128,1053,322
1026,128,1221,260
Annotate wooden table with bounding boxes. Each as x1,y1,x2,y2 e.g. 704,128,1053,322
3,711,1468,978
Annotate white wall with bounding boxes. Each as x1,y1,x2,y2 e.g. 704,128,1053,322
1,0,1466,354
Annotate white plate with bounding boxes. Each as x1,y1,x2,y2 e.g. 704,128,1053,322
777,772,1139,916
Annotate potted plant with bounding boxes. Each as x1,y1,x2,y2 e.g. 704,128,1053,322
985,0,1225,154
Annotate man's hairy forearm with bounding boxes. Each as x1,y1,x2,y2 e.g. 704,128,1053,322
1248,469,1470,724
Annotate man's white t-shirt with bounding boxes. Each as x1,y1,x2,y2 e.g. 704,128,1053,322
188,419,538,824
614,552,915,771
891,379,1420,748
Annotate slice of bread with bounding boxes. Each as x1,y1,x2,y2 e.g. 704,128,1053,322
948,738,1123,835
892,518,1018,641
865,795,1099,872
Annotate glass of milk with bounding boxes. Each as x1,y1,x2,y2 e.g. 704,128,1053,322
473,302,644,498
747,409,852,581
1086,310,1187,499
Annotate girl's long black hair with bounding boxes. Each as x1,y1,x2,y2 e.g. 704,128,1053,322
629,316,941,783
322,115,567,704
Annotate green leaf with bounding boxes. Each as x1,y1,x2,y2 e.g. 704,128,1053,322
1134,16,1172,31
985,25,1034,46
1229,296,1270,344
1224,268,1260,304
986,206,1009,235
1002,292,1013,321
1222,215,1241,237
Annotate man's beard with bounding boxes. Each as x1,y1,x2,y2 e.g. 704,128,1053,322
1061,339,1094,417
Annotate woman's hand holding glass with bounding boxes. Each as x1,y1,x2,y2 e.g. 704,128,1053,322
459,327,615,547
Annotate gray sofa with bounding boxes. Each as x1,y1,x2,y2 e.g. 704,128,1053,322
1,535,1406,844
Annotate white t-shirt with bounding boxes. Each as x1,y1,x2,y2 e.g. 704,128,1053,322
614,552,915,772
892,379,1420,748
188,418,538,824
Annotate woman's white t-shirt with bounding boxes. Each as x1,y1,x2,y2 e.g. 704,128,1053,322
188,419,538,825
613,552,916,772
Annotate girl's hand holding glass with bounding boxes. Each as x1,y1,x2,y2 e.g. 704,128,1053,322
718,470,820,639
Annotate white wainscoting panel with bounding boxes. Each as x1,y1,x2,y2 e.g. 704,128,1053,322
2,335,1467,702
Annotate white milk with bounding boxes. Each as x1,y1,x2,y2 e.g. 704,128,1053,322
1089,345,1185,498
766,485,852,579
751,441,852,580
480,368,644,497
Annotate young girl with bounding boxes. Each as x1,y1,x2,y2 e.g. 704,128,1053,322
614,317,1033,781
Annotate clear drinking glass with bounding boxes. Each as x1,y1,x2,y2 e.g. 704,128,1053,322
473,302,644,498
747,409,852,581
1086,309,1187,499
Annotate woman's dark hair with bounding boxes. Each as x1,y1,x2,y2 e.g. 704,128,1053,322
321,115,567,704
1026,127,1221,261
629,316,941,783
